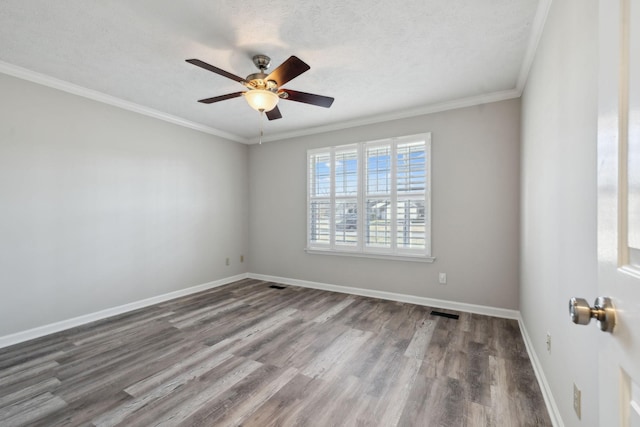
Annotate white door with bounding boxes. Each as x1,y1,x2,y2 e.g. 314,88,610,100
597,0,640,425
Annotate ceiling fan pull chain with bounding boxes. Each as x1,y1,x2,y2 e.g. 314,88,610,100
259,110,264,144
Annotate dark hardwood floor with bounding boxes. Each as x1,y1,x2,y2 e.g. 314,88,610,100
0,278,552,426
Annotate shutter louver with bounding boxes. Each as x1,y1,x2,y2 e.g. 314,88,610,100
307,134,431,258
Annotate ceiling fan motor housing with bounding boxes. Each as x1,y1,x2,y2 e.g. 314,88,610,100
247,55,278,92
245,72,278,92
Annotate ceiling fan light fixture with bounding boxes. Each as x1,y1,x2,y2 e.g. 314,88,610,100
244,89,279,112
187,55,334,121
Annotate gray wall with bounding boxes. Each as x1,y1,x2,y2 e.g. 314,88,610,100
0,73,249,336
249,99,521,310
520,0,598,425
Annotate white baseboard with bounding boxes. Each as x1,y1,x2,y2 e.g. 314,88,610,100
249,273,520,319
0,271,561,427
0,272,518,350
518,316,564,427
0,273,249,349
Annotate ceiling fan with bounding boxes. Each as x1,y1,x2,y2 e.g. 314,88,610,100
186,54,334,121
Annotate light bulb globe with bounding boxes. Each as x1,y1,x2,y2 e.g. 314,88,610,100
244,90,279,112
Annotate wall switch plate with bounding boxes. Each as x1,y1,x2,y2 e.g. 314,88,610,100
546,332,551,353
225,257,230,266
573,383,581,419
439,273,447,284
240,255,244,263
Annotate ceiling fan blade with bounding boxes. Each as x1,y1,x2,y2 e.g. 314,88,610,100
266,56,310,87
197,92,244,104
186,59,245,83
281,89,334,108
266,106,282,121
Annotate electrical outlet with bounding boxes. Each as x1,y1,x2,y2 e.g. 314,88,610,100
240,255,244,263
439,273,447,284
546,332,551,353
225,257,230,266
573,383,581,419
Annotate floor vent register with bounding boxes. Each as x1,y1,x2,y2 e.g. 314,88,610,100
430,310,459,320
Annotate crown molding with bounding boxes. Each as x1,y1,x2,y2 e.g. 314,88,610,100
255,88,521,143
0,61,249,144
516,0,553,93
259,0,554,145
3,16,547,149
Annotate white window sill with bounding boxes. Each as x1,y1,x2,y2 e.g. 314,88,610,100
305,248,436,263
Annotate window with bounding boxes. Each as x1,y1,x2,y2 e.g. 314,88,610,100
307,133,432,261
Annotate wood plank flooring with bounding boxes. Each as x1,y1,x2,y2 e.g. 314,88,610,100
0,279,552,426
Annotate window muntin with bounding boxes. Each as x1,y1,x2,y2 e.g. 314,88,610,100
307,133,431,259
335,149,358,197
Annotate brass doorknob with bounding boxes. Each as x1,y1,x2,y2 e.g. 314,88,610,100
569,297,616,333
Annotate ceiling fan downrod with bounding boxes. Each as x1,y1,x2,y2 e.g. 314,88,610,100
252,54,271,72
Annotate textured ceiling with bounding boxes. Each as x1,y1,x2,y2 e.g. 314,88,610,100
0,0,542,143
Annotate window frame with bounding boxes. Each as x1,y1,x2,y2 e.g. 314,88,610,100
306,133,434,262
